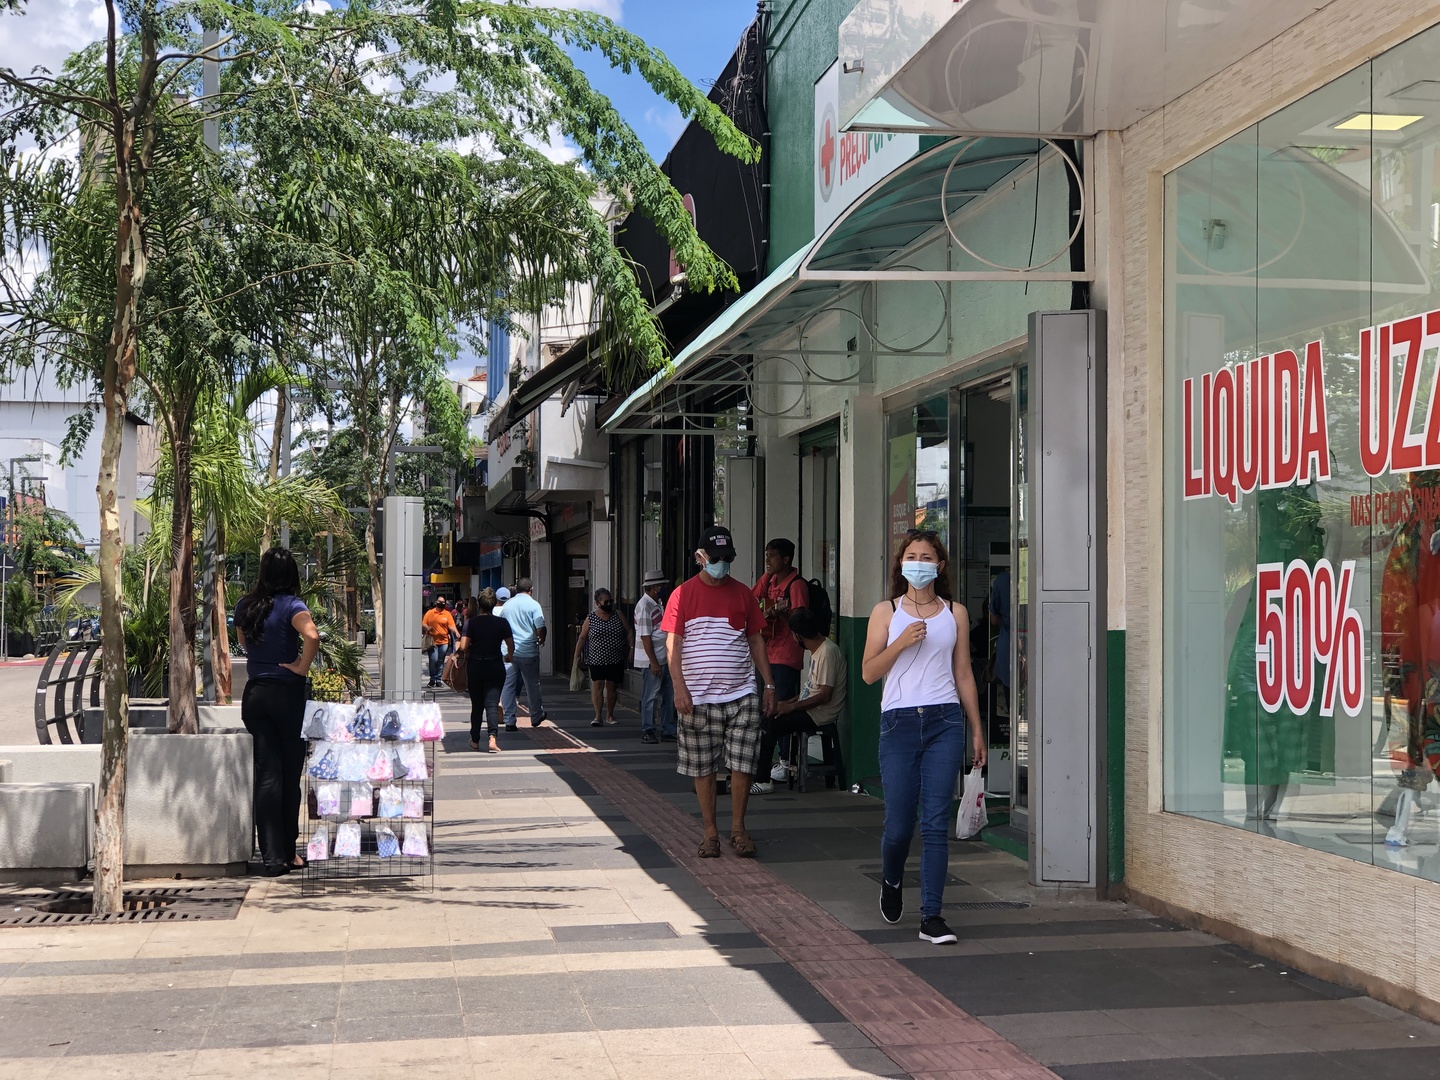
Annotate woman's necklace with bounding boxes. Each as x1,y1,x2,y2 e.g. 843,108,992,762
906,591,943,620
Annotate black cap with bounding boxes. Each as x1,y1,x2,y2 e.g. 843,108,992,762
697,525,736,561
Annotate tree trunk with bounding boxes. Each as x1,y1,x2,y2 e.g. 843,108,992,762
211,517,232,702
167,433,198,734
95,150,145,917
260,385,286,552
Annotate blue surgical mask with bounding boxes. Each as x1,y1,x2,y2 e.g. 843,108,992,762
901,561,939,588
704,560,731,580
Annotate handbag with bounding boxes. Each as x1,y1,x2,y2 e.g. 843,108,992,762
569,654,584,692
421,631,435,650
442,651,468,693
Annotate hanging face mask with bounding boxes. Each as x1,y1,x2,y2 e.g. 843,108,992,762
704,560,731,580
901,561,939,588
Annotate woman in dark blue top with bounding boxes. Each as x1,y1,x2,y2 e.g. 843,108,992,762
235,547,319,876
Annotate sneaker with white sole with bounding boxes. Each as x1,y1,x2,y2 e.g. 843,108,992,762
749,781,774,795
919,916,958,944
770,761,789,782
880,879,903,924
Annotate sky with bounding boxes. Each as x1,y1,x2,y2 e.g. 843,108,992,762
0,0,759,160
0,0,760,406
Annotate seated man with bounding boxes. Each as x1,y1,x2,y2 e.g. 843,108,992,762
751,607,847,794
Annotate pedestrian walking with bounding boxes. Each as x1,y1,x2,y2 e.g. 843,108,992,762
421,597,458,688
234,547,320,877
663,525,777,858
753,537,809,702
574,588,633,727
861,529,986,944
500,578,548,729
635,570,677,744
460,588,513,753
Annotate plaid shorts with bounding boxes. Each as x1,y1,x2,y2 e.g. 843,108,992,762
676,694,763,778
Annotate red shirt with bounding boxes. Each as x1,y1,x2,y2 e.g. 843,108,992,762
662,575,765,705
753,571,809,670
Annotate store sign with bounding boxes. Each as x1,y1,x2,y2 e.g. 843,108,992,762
1182,308,1440,504
888,433,916,558
1255,559,1365,718
814,61,919,236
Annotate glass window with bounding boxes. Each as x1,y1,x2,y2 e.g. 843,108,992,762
800,431,841,636
1165,23,1440,879
886,395,953,561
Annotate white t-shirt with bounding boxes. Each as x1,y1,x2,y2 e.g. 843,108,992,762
633,592,667,667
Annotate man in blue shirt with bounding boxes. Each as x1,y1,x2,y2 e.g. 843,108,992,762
501,578,549,730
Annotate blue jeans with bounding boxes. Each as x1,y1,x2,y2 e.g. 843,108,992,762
502,654,544,726
878,703,968,919
427,644,448,683
641,665,676,736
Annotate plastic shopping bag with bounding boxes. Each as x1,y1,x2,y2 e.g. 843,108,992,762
955,766,988,840
334,821,362,858
569,655,584,693
306,823,330,862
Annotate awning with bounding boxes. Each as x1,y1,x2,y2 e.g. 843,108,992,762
837,0,1335,137
603,136,1069,432
491,336,602,436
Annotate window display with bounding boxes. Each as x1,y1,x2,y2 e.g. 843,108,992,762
1164,24,1440,880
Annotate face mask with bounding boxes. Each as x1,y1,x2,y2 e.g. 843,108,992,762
704,560,731,580
901,561,939,588
600,601,614,612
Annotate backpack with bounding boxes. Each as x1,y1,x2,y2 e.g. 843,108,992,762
802,577,833,637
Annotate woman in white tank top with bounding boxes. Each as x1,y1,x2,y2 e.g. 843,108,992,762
861,530,986,945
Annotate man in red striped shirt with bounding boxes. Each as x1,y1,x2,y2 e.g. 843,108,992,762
663,525,777,859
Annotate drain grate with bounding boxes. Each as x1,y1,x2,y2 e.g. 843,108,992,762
944,900,1030,910
0,884,248,927
863,871,969,888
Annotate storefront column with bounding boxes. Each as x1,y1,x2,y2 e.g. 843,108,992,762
531,539,553,676
763,438,800,557
839,392,885,788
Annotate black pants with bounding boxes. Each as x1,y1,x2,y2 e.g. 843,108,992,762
469,658,506,740
759,709,819,775
241,677,307,868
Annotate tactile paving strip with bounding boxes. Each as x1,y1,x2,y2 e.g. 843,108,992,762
529,726,1059,1080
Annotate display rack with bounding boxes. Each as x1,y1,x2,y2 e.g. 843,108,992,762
297,696,439,896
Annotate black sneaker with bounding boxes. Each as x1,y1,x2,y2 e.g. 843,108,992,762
880,879,903,924
640,731,659,744
919,916,957,944
504,724,518,732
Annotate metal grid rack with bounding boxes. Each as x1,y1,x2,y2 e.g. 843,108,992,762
298,707,437,896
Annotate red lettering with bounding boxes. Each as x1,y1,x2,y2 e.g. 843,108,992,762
1298,340,1330,484
1392,315,1424,473
1426,311,1440,468
1360,325,1390,477
1272,350,1301,488
1213,366,1237,504
1237,360,1261,494
1183,377,1207,499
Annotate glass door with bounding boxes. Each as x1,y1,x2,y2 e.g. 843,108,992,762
799,429,841,635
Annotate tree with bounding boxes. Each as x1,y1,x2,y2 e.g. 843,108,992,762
2,0,756,912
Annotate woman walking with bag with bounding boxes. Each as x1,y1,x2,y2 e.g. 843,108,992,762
574,588,632,727
861,529,986,944
235,547,320,877
459,590,513,753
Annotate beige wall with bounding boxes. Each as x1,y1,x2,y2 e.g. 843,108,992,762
1119,0,1440,1014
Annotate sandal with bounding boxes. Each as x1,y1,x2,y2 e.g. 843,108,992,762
697,835,722,858
730,831,757,858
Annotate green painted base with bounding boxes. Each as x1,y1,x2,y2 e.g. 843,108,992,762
837,614,881,789
982,826,1029,862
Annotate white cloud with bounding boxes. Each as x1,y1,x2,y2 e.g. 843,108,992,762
0,0,106,77
645,104,687,148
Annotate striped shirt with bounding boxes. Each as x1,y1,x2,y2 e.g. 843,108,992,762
661,576,765,705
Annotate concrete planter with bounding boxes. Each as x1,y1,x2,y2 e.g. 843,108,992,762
0,729,253,878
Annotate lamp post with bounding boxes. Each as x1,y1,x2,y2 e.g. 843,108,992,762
1,454,43,660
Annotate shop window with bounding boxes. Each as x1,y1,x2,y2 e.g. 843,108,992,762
1164,23,1440,879
886,395,953,561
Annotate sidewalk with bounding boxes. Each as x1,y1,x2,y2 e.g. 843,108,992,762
0,678,1438,1079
